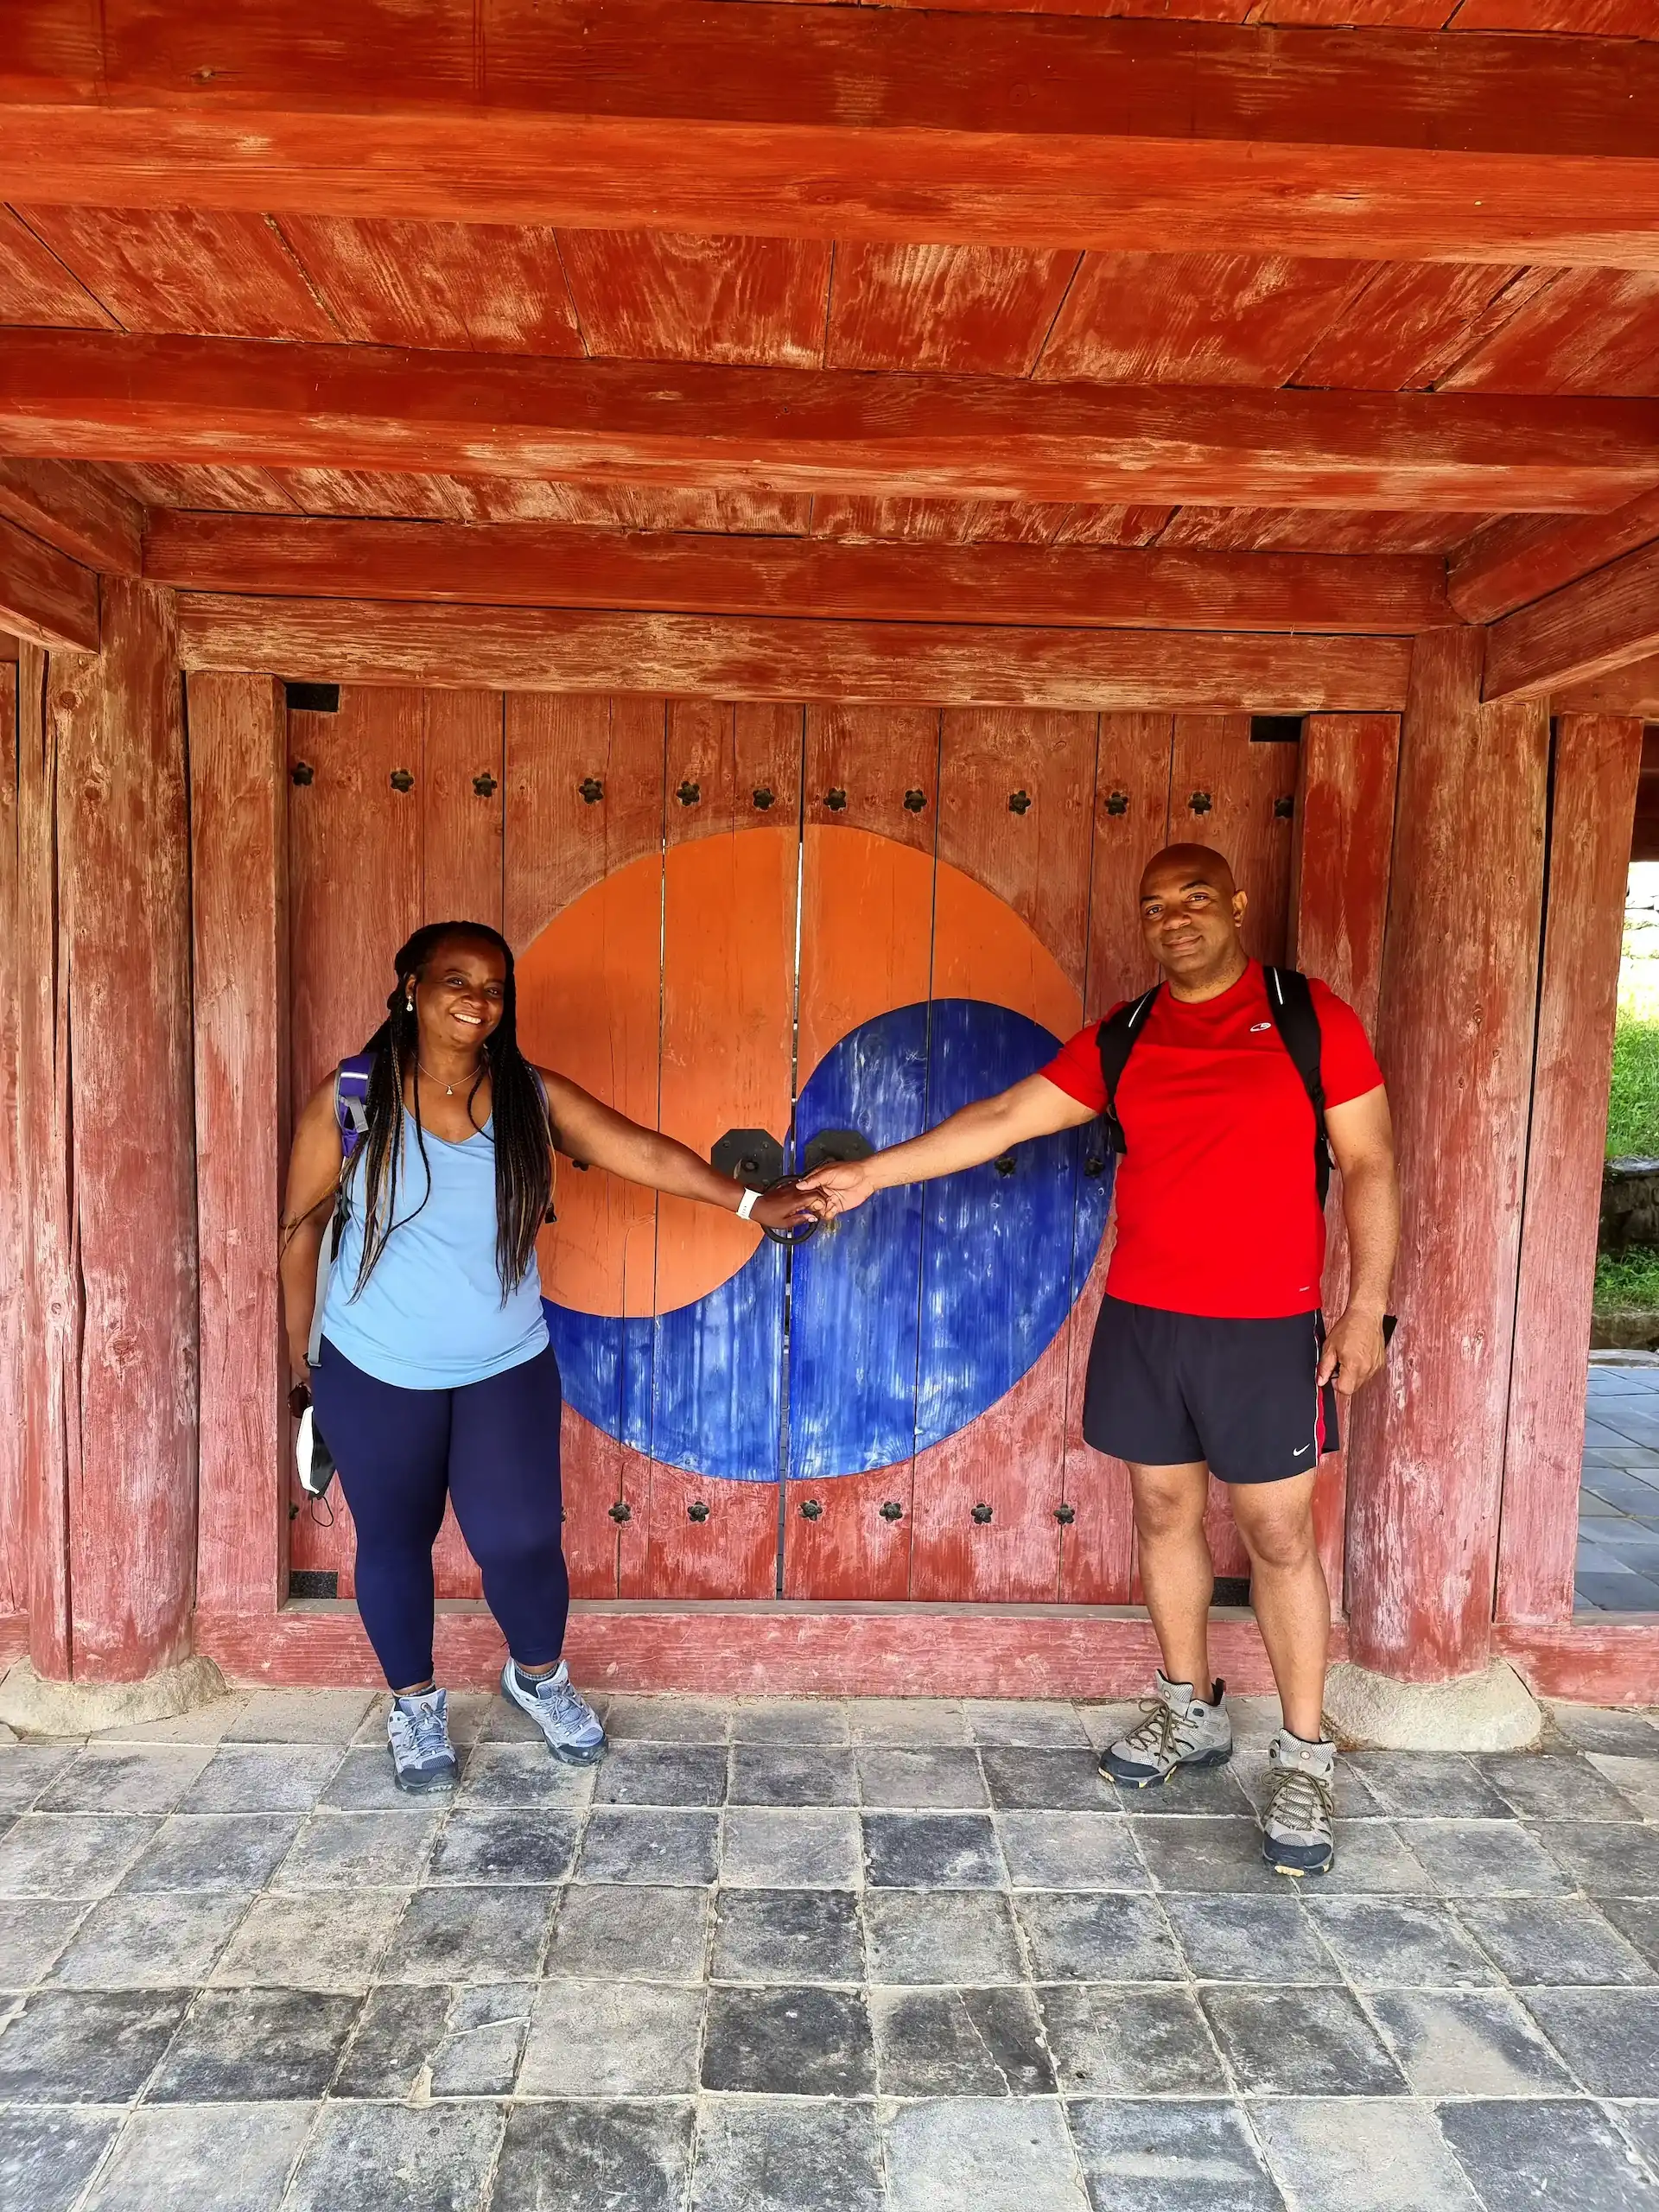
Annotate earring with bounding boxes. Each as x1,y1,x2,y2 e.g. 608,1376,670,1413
404,995,414,1013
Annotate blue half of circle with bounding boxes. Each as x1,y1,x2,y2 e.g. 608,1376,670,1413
545,997,1111,1482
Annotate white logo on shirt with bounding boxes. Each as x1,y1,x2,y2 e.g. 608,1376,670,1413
1250,1021,1273,1033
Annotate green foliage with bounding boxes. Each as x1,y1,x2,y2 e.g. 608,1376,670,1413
1606,1013,1659,1160
1596,1248,1659,1313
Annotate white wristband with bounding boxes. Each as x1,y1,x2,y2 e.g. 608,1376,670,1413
735,1185,760,1222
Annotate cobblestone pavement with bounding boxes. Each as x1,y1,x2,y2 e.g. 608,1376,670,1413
1583,1362,1659,1612
7,1688,1659,2209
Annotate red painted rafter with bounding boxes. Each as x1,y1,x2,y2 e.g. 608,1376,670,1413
1484,536,1659,702
143,511,1457,634
3,329,1655,512
0,513,98,652
1449,489,1659,624
3,4,1659,266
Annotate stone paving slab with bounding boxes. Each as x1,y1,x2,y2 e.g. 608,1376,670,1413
5,1689,1659,2207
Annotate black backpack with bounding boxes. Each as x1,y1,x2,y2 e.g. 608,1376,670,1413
1096,966,1332,1207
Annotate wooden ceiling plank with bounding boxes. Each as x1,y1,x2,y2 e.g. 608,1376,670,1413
555,231,831,365
0,511,99,649
1484,535,1659,702
1439,268,1659,398
14,206,340,340
1447,488,1659,622
826,243,1080,377
3,328,1656,511
5,6,1659,267
174,592,1413,712
141,510,1455,633
275,216,585,356
1292,262,1537,391
0,204,115,328
1150,506,1491,555
0,455,142,574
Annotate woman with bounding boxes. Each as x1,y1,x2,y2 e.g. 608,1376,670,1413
281,920,816,1792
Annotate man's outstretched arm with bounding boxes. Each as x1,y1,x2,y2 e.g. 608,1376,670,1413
798,1073,1099,1216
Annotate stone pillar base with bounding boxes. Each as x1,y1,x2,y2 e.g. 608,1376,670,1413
1323,1657,1541,1752
0,1656,227,1738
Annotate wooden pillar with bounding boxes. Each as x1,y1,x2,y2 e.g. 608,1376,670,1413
190,673,289,1621
15,583,199,1681
0,644,26,1636
1344,629,1548,1683
1497,714,1644,1624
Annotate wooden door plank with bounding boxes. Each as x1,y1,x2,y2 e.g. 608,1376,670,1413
285,684,423,1596
909,707,1099,1604
786,705,941,1601
1060,713,1175,1606
1498,714,1643,1625
508,693,666,1601
643,699,800,1599
189,673,289,1622
1289,713,1402,1611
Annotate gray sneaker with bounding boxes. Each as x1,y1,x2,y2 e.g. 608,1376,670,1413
386,1688,458,1794
1262,1730,1337,1877
499,1659,607,1764
1101,1673,1233,1789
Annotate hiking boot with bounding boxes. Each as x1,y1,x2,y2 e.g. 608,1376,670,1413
1100,1672,1233,1789
499,1658,607,1764
386,1687,458,1795
1262,1730,1337,1877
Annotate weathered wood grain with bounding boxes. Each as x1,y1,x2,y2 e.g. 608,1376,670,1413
8,328,1656,508
1555,652,1659,717
1497,715,1643,1628
826,243,1079,378
0,204,113,328
188,672,289,1620
1344,629,1548,1684
0,456,142,575
1495,1620,1659,1707
275,216,585,355
1448,490,1659,624
175,598,1414,715
141,511,1455,635
1484,535,1659,701
556,231,830,367
14,205,340,341
0,662,23,1617
0,514,98,652
5,7,1659,266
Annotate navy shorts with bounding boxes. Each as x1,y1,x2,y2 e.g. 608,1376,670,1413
1083,1296,1339,1485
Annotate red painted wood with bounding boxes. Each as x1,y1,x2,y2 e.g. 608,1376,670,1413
1058,713,1174,1608
141,511,1455,635
909,708,1098,1604
0,662,24,1618
556,231,831,366
175,598,1414,716
0,1613,26,1671
827,243,1079,377
0,457,142,575
1449,491,1659,625
0,205,113,328
785,703,941,1600
6,329,1656,515
0,514,98,652
1157,508,1487,557
1289,713,1402,1612
1294,262,1540,393
1442,268,1659,399
276,216,584,355
1484,537,1659,702
7,9,1659,269
1496,1621,1659,1707
506,693,666,1602
189,673,289,1620
16,205,340,340
1559,654,1659,720
1497,715,1643,1627
1345,630,1548,1684
30,584,199,1680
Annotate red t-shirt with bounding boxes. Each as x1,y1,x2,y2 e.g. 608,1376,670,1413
1041,962,1384,1319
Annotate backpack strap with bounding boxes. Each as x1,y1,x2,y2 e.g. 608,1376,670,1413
1095,987,1160,1156
307,1052,377,1370
1262,966,1331,1208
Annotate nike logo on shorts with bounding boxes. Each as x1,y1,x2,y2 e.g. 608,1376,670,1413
1294,1444,1313,1457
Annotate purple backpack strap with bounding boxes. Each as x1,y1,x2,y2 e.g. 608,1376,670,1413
334,1052,375,1166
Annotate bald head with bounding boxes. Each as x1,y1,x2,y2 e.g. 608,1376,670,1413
1137,843,1249,997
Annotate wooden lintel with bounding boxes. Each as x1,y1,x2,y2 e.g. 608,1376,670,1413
0,456,143,577
3,4,1659,267
174,594,1411,712
1449,489,1659,625
0,514,98,653
143,512,1456,637
1556,652,1659,720
4,329,1656,512
1484,537,1659,702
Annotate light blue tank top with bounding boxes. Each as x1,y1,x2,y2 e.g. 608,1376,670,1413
320,1109,549,1389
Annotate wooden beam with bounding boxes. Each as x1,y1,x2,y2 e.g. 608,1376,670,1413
5,329,1655,512
4,4,1659,268
0,516,97,653
1448,492,1659,626
1484,536,1659,702
143,512,1456,637
175,594,1412,713
1497,1622,1659,1708
1557,654,1659,718
0,457,143,578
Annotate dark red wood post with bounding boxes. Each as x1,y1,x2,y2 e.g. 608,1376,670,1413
1344,629,1548,1683
15,584,200,1681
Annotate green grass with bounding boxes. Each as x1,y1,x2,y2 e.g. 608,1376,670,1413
1597,1249,1659,1312
1607,1011,1659,1160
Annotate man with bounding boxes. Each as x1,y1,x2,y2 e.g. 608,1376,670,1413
800,843,1398,1875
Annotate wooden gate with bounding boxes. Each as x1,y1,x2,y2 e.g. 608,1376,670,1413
284,688,1395,1612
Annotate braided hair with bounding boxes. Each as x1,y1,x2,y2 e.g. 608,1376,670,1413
349,921,553,1302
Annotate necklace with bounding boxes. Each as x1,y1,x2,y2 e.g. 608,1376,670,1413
416,1056,481,1099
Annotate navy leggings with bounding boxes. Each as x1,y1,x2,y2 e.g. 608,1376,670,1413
309,1338,569,1689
